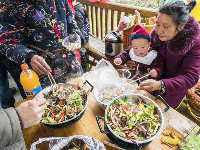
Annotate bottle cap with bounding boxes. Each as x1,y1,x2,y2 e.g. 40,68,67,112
21,63,29,70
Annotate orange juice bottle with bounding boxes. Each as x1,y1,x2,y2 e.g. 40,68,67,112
20,63,42,100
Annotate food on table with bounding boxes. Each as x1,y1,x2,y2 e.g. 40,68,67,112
97,80,138,105
41,85,86,123
161,128,183,148
106,97,161,141
64,138,91,150
67,142,90,150
161,136,179,145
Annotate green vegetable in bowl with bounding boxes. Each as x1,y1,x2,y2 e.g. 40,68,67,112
107,98,161,141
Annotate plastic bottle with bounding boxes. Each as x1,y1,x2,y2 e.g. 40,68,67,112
20,63,42,100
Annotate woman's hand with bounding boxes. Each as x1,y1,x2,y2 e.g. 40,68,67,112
126,60,136,70
15,96,47,129
30,55,51,75
137,79,162,92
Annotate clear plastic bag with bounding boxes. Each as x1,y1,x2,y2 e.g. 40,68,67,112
91,59,126,107
83,59,138,108
30,135,106,150
62,33,81,52
82,58,120,87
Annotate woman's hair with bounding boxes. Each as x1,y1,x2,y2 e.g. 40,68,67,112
159,0,196,30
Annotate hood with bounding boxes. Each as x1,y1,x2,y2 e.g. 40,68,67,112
151,15,200,55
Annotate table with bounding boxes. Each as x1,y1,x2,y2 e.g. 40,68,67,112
16,77,197,150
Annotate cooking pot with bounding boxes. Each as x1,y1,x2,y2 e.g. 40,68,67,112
96,94,169,150
105,31,123,56
35,80,93,129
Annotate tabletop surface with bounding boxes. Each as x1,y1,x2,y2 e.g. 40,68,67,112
16,77,197,150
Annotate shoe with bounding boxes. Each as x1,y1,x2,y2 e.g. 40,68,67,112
10,87,17,95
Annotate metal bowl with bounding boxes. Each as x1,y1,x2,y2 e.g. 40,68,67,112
96,94,169,149
35,81,93,129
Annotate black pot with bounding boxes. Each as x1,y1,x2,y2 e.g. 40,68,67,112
36,80,93,129
96,94,169,150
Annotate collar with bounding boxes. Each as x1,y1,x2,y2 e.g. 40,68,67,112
129,49,158,65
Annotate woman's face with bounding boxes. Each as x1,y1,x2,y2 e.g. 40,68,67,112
155,13,178,41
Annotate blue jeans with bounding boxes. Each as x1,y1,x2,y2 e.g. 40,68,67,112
0,54,26,108
0,62,15,108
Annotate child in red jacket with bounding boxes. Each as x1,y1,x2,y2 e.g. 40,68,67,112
114,24,163,80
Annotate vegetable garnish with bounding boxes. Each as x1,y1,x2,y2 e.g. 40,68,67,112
107,98,161,141
41,85,87,123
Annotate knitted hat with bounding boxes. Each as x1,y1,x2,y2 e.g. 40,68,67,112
130,24,151,42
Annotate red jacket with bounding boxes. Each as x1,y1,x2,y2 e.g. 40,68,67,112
115,47,164,80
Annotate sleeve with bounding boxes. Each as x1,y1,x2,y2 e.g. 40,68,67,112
0,107,23,149
74,4,85,29
150,52,164,79
163,42,200,95
0,2,36,64
65,0,84,44
114,46,132,65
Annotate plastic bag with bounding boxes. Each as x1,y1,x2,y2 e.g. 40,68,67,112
82,58,120,86
83,59,138,108
117,13,140,31
62,33,81,52
30,135,106,150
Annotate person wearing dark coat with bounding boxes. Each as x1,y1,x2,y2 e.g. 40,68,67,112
0,0,84,108
136,0,200,108
74,2,90,45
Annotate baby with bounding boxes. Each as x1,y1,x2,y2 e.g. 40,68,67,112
114,24,163,80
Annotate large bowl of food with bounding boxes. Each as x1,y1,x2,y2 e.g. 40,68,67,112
35,81,92,128
93,79,138,109
96,94,169,149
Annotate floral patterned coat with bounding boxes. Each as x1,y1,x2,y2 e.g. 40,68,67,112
0,0,83,86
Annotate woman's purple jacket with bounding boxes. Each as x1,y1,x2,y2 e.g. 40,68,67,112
151,15,200,108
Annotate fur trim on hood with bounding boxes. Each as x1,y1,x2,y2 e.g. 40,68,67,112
151,15,200,55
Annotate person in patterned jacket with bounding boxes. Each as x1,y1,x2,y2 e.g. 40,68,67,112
114,24,163,81
0,0,84,91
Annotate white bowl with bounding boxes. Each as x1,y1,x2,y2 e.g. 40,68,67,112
94,79,138,109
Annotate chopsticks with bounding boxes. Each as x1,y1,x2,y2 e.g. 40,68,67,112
134,73,149,82
48,74,57,90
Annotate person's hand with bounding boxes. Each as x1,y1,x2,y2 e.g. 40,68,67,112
114,58,122,65
126,60,136,70
30,55,51,75
149,69,158,78
15,96,47,129
137,79,162,92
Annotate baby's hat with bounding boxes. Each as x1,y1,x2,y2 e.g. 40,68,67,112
130,24,150,42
